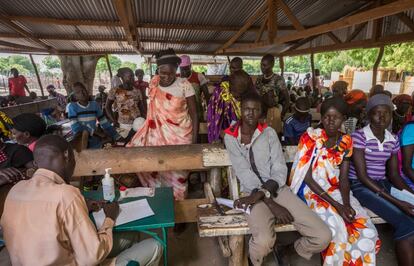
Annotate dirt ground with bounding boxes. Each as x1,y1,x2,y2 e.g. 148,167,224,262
168,223,397,266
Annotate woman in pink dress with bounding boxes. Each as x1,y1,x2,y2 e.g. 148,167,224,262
128,49,198,200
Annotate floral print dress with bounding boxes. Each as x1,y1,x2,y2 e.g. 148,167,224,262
127,76,193,200
289,128,380,266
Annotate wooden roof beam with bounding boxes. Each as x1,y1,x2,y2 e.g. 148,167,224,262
276,0,304,31
396,12,414,32
345,22,367,42
112,0,140,53
326,32,341,44
0,39,47,52
218,0,414,54
215,3,268,53
267,0,277,42
0,15,52,51
281,31,414,56
4,15,318,31
256,17,268,42
6,15,121,26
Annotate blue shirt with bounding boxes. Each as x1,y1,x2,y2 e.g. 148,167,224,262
401,121,414,169
67,101,119,140
283,114,311,144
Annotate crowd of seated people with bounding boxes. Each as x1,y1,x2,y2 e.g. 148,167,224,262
0,48,413,265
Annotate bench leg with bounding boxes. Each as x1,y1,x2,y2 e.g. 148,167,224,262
208,167,222,197
229,235,246,266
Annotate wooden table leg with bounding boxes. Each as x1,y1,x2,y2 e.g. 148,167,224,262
229,235,245,266
208,167,222,197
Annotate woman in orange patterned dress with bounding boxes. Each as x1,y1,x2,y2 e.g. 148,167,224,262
289,97,380,266
127,49,198,200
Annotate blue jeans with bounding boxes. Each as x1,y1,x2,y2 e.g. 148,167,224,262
350,179,414,240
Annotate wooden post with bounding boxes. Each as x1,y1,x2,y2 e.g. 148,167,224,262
209,168,222,197
310,53,316,88
372,46,384,87
105,54,113,80
29,54,44,96
279,56,284,77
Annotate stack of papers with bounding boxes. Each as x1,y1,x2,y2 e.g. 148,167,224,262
93,199,154,229
216,197,251,215
391,187,414,205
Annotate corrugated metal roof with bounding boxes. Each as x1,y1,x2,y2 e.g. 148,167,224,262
0,0,413,55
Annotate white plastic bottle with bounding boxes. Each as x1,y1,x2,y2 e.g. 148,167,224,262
102,168,115,202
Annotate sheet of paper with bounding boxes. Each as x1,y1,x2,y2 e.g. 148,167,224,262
93,199,155,229
216,197,251,215
391,187,414,205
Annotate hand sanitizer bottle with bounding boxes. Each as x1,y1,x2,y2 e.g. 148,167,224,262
102,168,115,202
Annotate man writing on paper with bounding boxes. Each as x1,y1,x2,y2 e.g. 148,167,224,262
224,93,331,265
1,135,162,266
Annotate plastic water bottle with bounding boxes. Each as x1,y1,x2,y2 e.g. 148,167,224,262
102,168,115,202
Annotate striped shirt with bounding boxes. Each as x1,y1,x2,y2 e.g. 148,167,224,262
67,101,119,139
283,114,311,144
349,125,399,180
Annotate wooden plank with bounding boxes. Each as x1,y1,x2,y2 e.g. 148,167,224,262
7,15,121,27
202,147,231,167
267,0,277,42
215,3,268,53
326,32,341,44
0,40,46,52
174,198,209,223
345,22,367,42
276,0,304,31
29,54,44,96
220,0,414,54
199,122,208,134
281,32,414,56
229,236,245,266
396,12,414,32
112,0,139,52
279,56,284,76
73,144,224,176
372,46,384,87
0,15,52,51
256,16,268,43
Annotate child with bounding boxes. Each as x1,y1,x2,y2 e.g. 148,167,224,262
12,113,47,151
283,97,311,145
67,82,122,149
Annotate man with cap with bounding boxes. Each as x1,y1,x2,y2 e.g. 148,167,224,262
46,84,67,111
179,55,210,121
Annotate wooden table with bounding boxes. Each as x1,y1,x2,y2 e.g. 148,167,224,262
84,187,175,266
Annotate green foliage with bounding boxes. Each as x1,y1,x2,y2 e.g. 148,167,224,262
42,56,61,69
0,55,42,75
120,61,137,71
96,55,122,74
192,65,208,74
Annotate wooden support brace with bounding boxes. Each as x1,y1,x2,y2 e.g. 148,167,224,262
267,0,277,42
372,46,384,87
256,16,268,43
396,12,414,32
326,32,341,44
29,54,44,96
345,23,367,42
310,53,316,88
276,0,304,31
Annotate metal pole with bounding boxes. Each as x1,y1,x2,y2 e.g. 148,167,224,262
29,54,44,96
105,54,113,80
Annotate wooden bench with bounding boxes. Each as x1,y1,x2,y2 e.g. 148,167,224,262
72,144,385,265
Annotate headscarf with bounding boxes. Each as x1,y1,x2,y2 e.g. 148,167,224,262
366,94,394,114
154,49,181,67
392,94,412,106
344,89,368,105
0,111,13,140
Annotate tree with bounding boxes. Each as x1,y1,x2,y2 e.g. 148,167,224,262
96,55,122,74
120,61,137,71
7,55,34,73
193,65,207,74
42,56,61,69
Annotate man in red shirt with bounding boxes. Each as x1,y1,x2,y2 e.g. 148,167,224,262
8,68,30,97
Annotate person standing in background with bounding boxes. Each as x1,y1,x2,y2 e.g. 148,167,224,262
134,69,149,116
179,55,210,122
8,68,30,97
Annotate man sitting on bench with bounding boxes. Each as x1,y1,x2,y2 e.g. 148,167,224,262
224,93,331,265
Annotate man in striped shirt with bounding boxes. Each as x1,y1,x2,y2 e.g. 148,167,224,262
67,82,121,148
